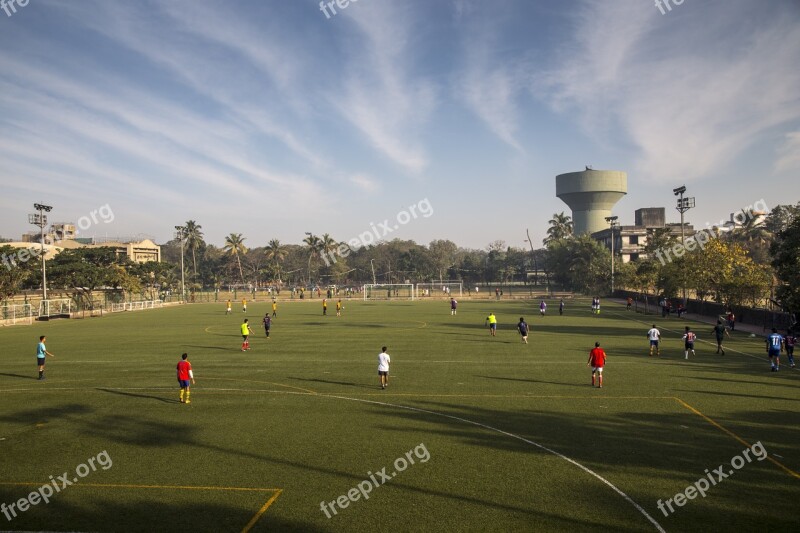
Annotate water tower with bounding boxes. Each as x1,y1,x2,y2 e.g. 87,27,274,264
555,169,627,235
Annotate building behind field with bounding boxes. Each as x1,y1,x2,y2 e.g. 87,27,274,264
591,207,693,263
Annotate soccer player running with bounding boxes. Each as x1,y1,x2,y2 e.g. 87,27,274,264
262,314,272,338
36,335,55,380
587,342,607,388
378,346,391,390
626,297,633,311
485,312,498,337
517,317,529,344
539,300,547,316
272,299,278,318
785,330,796,367
226,299,232,314
176,353,195,404
241,319,252,351
450,297,457,315
712,319,730,355
322,298,328,316
682,326,697,359
336,299,342,317
766,328,783,372
242,298,247,313
647,324,661,357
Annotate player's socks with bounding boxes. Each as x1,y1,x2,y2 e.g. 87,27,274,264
186,390,191,403
180,390,184,402
684,351,688,359
38,370,43,379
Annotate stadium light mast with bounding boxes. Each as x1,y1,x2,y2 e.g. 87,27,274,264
524,228,538,289
370,259,377,285
29,203,52,300
605,216,618,293
674,186,695,302
175,225,186,302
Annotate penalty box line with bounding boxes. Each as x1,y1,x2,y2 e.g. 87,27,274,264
0,482,282,532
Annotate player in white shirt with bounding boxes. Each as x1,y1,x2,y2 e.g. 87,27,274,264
647,324,662,357
378,346,391,390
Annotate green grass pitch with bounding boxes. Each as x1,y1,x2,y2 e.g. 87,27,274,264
0,298,798,532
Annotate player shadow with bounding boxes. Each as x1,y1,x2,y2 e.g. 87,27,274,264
673,388,793,401
0,372,39,380
98,388,179,404
288,377,375,389
183,344,231,351
475,375,587,388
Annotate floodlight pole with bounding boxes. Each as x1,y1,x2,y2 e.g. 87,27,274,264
674,186,695,302
605,216,618,293
175,226,186,302
30,203,53,300
370,259,377,285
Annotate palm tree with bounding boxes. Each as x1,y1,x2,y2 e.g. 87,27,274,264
544,212,573,245
184,220,204,276
303,233,322,284
319,233,338,261
223,233,248,283
264,239,288,281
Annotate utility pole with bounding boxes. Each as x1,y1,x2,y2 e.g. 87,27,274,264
605,216,618,293
175,225,186,301
673,186,695,302
29,203,53,300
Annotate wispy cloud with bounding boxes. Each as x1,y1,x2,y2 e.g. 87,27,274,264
534,0,800,182
775,131,800,173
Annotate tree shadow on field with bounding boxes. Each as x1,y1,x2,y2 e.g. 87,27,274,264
0,490,324,533
0,372,38,380
99,388,179,404
476,375,587,388
287,377,375,390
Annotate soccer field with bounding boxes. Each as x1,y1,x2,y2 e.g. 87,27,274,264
0,299,798,532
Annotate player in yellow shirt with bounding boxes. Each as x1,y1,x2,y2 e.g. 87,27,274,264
240,319,252,351
242,298,247,312
485,312,498,337
336,299,342,317
272,300,277,318
226,299,232,314
322,298,328,315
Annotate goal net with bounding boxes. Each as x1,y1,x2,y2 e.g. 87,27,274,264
39,299,72,318
415,281,463,298
363,284,415,301
0,303,34,326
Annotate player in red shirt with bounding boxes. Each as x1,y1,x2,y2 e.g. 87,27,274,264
587,342,607,388
176,353,195,404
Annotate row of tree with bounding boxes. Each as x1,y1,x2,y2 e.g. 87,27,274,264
1,203,798,314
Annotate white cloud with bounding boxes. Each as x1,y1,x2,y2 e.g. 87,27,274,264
775,131,800,173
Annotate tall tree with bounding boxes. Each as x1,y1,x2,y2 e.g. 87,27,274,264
183,220,205,276
543,212,573,245
303,233,322,284
264,239,288,281
771,215,800,313
223,233,247,283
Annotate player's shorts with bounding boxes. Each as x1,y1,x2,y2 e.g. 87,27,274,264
37,357,45,366
768,350,780,358
490,323,497,330
378,370,388,376
650,340,659,346
242,335,249,340
178,379,191,388
715,336,724,343
592,366,603,373
685,342,694,350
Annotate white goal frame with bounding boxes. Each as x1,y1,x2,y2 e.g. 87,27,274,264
363,283,415,301
0,303,34,326
39,299,72,318
415,281,463,298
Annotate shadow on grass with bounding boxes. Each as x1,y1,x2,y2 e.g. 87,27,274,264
288,377,375,390
0,372,39,380
476,375,587,388
99,388,179,404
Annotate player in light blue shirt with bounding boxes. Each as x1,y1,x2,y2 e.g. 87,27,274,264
766,328,783,372
36,335,55,380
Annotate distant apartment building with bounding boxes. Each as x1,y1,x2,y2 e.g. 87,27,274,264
18,226,160,264
591,208,693,263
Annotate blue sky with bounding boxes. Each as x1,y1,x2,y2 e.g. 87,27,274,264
0,0,798,249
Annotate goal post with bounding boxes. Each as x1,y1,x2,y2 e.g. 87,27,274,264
363,283,415,301
415,281,463,298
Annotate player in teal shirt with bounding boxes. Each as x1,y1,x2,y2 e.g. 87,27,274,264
36,335,55,380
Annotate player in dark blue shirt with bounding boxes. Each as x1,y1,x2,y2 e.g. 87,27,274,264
766,328,783,372
517,317,529,344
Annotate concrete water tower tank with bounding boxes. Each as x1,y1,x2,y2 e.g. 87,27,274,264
555,169,627,235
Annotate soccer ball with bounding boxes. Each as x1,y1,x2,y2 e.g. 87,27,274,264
749,333,756,338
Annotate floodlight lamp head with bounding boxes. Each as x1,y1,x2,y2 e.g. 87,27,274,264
673,186,686,196
34,203,53,212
